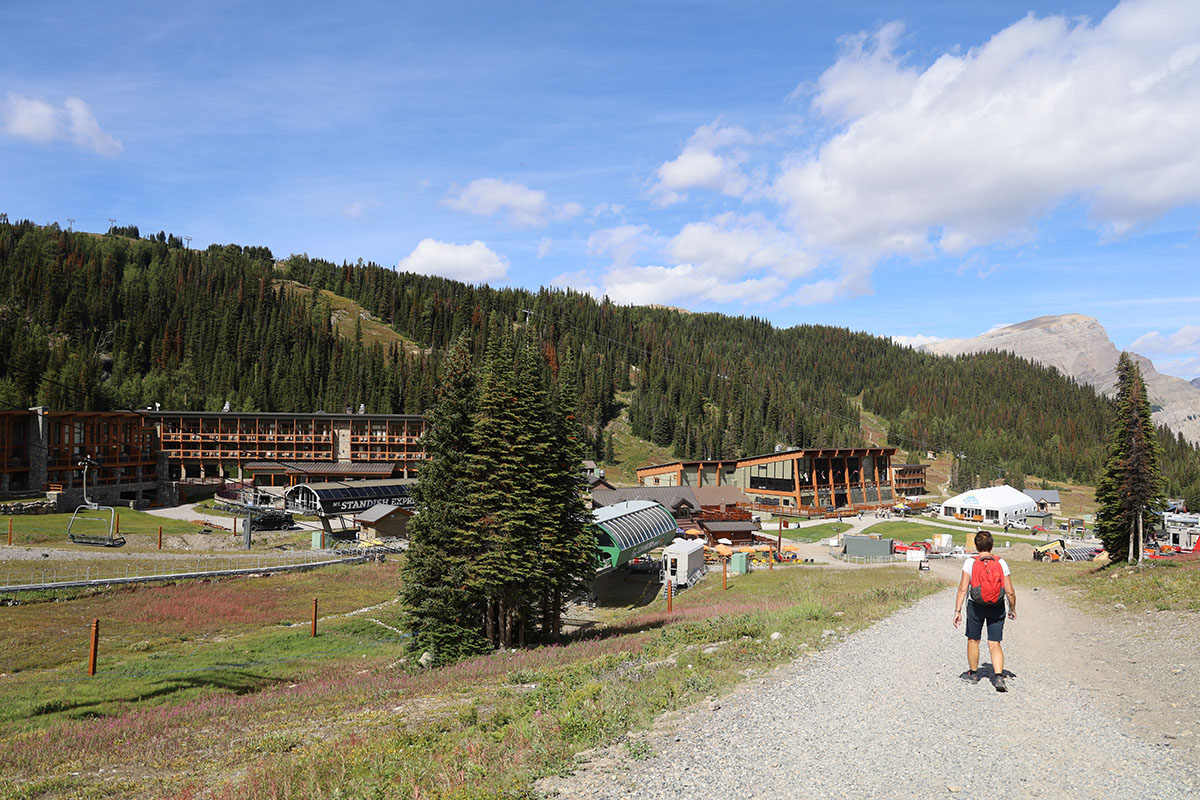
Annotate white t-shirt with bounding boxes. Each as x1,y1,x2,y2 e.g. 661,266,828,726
962,556,1011,576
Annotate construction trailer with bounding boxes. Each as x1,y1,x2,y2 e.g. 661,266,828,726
662,538,706,590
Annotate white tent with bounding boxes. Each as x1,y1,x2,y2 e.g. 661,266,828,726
941,486,1036,525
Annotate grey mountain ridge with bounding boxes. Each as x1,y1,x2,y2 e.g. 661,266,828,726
922,314,1200,446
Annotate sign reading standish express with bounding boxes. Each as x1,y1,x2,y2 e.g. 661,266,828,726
284,479,415,516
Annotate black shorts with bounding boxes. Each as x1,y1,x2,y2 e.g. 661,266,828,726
965,600,1006,641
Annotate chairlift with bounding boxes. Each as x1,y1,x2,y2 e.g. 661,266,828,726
66,456,126,547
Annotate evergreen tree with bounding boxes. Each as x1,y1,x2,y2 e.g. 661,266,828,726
540,348,596,640
399,336,489,663
1095,353,1166,563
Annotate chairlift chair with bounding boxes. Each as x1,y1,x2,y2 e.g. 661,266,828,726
66,457,126,547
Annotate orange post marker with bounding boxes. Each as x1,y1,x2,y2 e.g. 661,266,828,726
723,558,728,590
666,579,672,613
320,529,325,549
88,619,99,676
7,517,11,546
311,598,318,637
158,526,163,550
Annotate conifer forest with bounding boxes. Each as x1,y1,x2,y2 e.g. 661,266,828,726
1,218,1198,495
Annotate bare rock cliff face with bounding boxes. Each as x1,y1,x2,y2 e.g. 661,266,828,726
925,314,1200,446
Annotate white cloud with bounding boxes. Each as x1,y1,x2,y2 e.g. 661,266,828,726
774,0,1200,286
891,334,945,349
396,239,508,283
1130,323,1200,354
588,224,652,268
555,201,584,220
445,178,549,226
2,92,122,156
342,199,372,218
1152,355,1200,380
668,213,814,280
549,269,602,299
537,238,552,259
651,121,753,206
599,264,714,306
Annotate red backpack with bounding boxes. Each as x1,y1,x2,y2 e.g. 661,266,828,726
969,555,1005,605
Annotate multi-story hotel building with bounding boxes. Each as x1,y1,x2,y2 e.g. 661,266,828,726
0,407,424,506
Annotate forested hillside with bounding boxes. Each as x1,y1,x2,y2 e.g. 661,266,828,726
1,218,1197,495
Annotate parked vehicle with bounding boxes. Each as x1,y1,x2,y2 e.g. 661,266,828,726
1008,520,1031,530
909,541,933,551
1034,539,1066,561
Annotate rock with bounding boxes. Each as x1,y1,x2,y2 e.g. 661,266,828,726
948,785,963,793
418,650,434,668
770,632,782,641
924,313,1200,445
822,629,836,637
1114,603,1126,611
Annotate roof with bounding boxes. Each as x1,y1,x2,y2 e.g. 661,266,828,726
944,485,1037,513
284,478,416,514
696,519,762,533
592,501,679,553
582,460,598,470
145,410,423,422
354,503,411,523
693,485,751,507
592,486,697,511
244,461,394,476
639,446,897,471
1023,489,1061,503
892,463,927,469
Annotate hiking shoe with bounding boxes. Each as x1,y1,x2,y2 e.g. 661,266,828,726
994,675,1008,692
962,670,980,684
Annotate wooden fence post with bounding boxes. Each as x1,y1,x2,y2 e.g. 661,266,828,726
723,557,728,590
88,619,99,676
311,598,318,637
7,517,11,546
666,579,672,613
158,526,162,550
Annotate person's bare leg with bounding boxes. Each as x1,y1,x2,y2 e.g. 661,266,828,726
987,640,1004,676
967,639,980,671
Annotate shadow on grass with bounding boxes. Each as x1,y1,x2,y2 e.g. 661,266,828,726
32,669,285,720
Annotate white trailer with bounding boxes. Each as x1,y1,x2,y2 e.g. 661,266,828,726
662,538,706,590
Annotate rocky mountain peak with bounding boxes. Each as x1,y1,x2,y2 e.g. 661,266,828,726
924,314,1200,445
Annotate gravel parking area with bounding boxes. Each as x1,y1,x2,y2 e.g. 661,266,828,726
540,574,1200,799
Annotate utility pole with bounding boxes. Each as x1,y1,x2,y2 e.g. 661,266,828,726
67,218,74,231
184,236,192,250
107,218,116,232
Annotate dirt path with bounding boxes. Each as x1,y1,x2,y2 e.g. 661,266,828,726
541,562,1200,799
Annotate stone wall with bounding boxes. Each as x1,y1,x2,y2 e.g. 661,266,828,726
0,499,57,515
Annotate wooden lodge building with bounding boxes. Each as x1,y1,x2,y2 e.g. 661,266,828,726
0,407,425,507
636,447,900,515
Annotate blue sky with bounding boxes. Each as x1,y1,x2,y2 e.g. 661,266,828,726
3,0,1199,378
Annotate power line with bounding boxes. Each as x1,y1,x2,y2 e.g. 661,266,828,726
518,306,1025,479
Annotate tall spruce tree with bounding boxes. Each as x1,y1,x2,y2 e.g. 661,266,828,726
541,348,597,640
1094,353,1166,563
399,336,490,663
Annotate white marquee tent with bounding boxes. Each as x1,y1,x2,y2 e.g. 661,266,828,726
941,485,1037,525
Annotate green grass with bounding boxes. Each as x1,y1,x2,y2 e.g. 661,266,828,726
3,509,205,547
861,520,1032,549
1009,556,1200,613
0,560,943,799
601,391,676,485
0,509,317,555
772,522,852,542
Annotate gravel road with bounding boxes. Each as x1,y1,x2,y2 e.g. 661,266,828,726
540,566,1200,800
